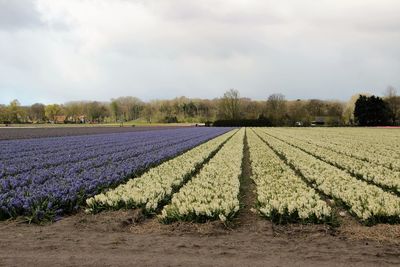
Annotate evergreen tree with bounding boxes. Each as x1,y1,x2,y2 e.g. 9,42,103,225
354,95,390,126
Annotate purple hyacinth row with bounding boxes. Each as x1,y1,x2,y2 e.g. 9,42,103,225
0,127,232,221
0,129,209,177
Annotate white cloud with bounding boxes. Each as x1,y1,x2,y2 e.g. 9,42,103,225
0,0,399,104
0,0,44,30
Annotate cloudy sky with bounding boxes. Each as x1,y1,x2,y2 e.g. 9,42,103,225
0,0,399,105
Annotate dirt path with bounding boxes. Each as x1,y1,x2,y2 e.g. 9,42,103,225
231,129,267,232
0,210,399,267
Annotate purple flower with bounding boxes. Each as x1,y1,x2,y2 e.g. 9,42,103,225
0,127,233,221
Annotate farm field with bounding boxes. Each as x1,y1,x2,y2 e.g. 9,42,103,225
0,127,400,266
0,127,232,222
0,125,189,140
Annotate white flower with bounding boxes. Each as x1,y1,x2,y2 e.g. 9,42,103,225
254,128,400,222
247,129,331,222
86,130,237,212
161,128,245,222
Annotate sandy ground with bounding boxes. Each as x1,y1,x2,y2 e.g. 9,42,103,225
0,210,399,267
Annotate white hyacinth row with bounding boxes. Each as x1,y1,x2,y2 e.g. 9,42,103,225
264,129,400,193
159,128,245,222
86,129,237,213
255,129,400,223
247,129,331,222
290,130,400,171
271,128,400,164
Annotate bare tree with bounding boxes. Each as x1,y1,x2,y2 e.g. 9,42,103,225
384,86,400,125
87,101,109,123
45,104,62,122
219,89,241,120
29,103,46,122
112,96,144,121
266,93,286,125
241,98,262,119
0,104,10,123
110,100,122,122
305,99,325,117
64,101,84,123
143,103,155,123
8,99,25,123
287,99,307,125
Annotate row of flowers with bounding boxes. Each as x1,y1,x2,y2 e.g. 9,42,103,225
159,128,245,223
255,129,400,224
0,129,211,179
271,128,400,167
247,129,332,223
86,129,237,213
304,134,400,172
0,128,233,221
264,129,400,194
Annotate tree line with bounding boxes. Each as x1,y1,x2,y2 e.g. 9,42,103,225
0,87,399,126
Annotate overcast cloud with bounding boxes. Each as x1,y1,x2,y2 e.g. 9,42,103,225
0,0,399,104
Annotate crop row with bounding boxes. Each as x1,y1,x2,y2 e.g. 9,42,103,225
0,128,232,221
254,128,400,223
284,128,400,160
160,128,245,222
277,128,400,168
86,129,237,213
264,129,400,194
279,129,400,171
0,129,207,177
0,129,216,194
247,129,332,223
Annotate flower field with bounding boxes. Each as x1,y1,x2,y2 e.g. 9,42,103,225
1,127,400,225
86,129,238,213
247,129,332,223
159,128,245,222
253,128,400,224
0,127,232,221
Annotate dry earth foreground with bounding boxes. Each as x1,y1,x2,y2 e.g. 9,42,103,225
0,127,399,266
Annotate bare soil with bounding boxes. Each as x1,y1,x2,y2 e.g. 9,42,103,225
0,211,399,267
0,126,188,140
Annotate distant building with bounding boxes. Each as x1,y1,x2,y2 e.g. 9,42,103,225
311,116,326,126
78,115,86,123
311,116,341,126
54,115,67,123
